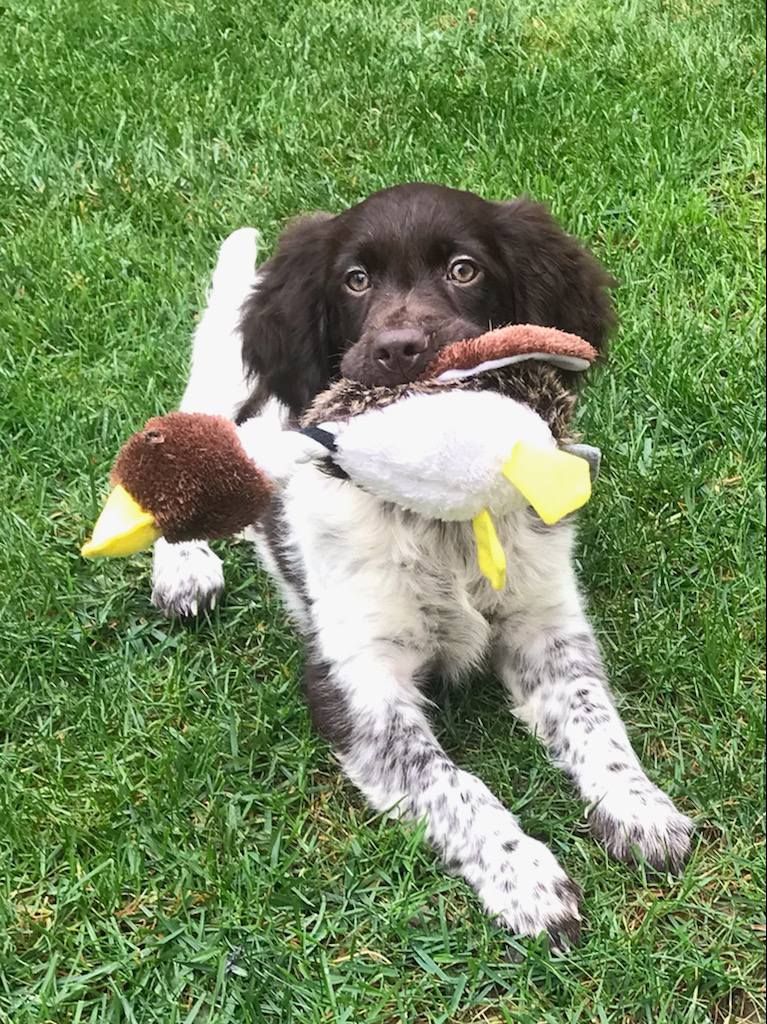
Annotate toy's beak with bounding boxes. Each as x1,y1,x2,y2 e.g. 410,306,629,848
81,485,161,558
503,442,592,525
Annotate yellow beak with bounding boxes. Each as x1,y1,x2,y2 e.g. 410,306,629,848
81,484,161,558
502,442,592,526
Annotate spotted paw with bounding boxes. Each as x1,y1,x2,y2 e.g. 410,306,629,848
475,834,582,953
151,538,224,618
588,783,694,873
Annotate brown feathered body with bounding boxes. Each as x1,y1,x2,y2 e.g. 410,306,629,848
303,362,580,442
303,323,596,440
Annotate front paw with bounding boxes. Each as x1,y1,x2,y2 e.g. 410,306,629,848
151,539,224,618
474,835,582,952
588,784,694,873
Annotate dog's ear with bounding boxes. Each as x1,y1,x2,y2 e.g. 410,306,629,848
493,198,616,352
238,212,335,421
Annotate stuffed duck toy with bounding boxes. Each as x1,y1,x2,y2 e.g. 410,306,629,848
82,324,601,590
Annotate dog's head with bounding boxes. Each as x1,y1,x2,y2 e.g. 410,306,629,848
239,183,614,418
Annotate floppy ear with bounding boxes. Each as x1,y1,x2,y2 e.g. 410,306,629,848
238,212,335,421
493,199,616,352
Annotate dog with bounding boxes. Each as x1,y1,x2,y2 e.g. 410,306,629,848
151,184,693,948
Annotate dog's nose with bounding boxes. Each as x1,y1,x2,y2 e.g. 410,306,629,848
372,328,429,379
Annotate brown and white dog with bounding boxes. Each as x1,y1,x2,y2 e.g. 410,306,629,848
151,184,693,949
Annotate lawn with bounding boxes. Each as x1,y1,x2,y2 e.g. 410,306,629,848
0,0,765,1020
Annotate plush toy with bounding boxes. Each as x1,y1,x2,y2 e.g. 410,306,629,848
80,413,275,559
81,324,601,590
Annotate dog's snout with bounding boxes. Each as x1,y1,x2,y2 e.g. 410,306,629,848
372,328,429,378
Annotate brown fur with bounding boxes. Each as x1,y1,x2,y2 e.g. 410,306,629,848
111,413,273,543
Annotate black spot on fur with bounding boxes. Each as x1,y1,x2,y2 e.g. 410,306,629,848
545,877,583,950
256,495,309,608
318,456,350,481
303,657,354,752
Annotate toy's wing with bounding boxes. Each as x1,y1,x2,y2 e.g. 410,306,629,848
472,509,506,590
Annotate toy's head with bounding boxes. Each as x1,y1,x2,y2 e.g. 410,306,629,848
81,413,273,558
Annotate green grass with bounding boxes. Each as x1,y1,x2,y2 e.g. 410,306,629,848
1,0,765,1020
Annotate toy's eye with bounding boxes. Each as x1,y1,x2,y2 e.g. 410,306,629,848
144,429,164,444
447,257,479,284
345,268,370,293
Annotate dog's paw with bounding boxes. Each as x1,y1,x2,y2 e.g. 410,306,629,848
151,538,224,618
588,784,694,874
475,834,582,953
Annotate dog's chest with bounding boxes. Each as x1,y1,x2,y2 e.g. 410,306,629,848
276,467,548,674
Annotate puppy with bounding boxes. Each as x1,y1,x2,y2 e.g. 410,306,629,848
152,184,693,947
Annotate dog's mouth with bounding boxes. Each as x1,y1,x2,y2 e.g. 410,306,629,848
339,359,429,387
311,323,598,445
338,343,439,387
339,325,482,387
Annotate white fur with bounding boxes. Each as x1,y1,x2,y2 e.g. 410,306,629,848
150,229,694,945
179,227,260,418
151,538,225,618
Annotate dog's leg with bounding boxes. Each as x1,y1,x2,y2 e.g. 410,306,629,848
151,228,260,617
305,653,582,949
493,542,694,872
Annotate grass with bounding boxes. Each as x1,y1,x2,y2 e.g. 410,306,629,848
0,0,765,1020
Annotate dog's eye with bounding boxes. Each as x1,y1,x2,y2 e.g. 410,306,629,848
447,258,479,284
344,268,370,293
